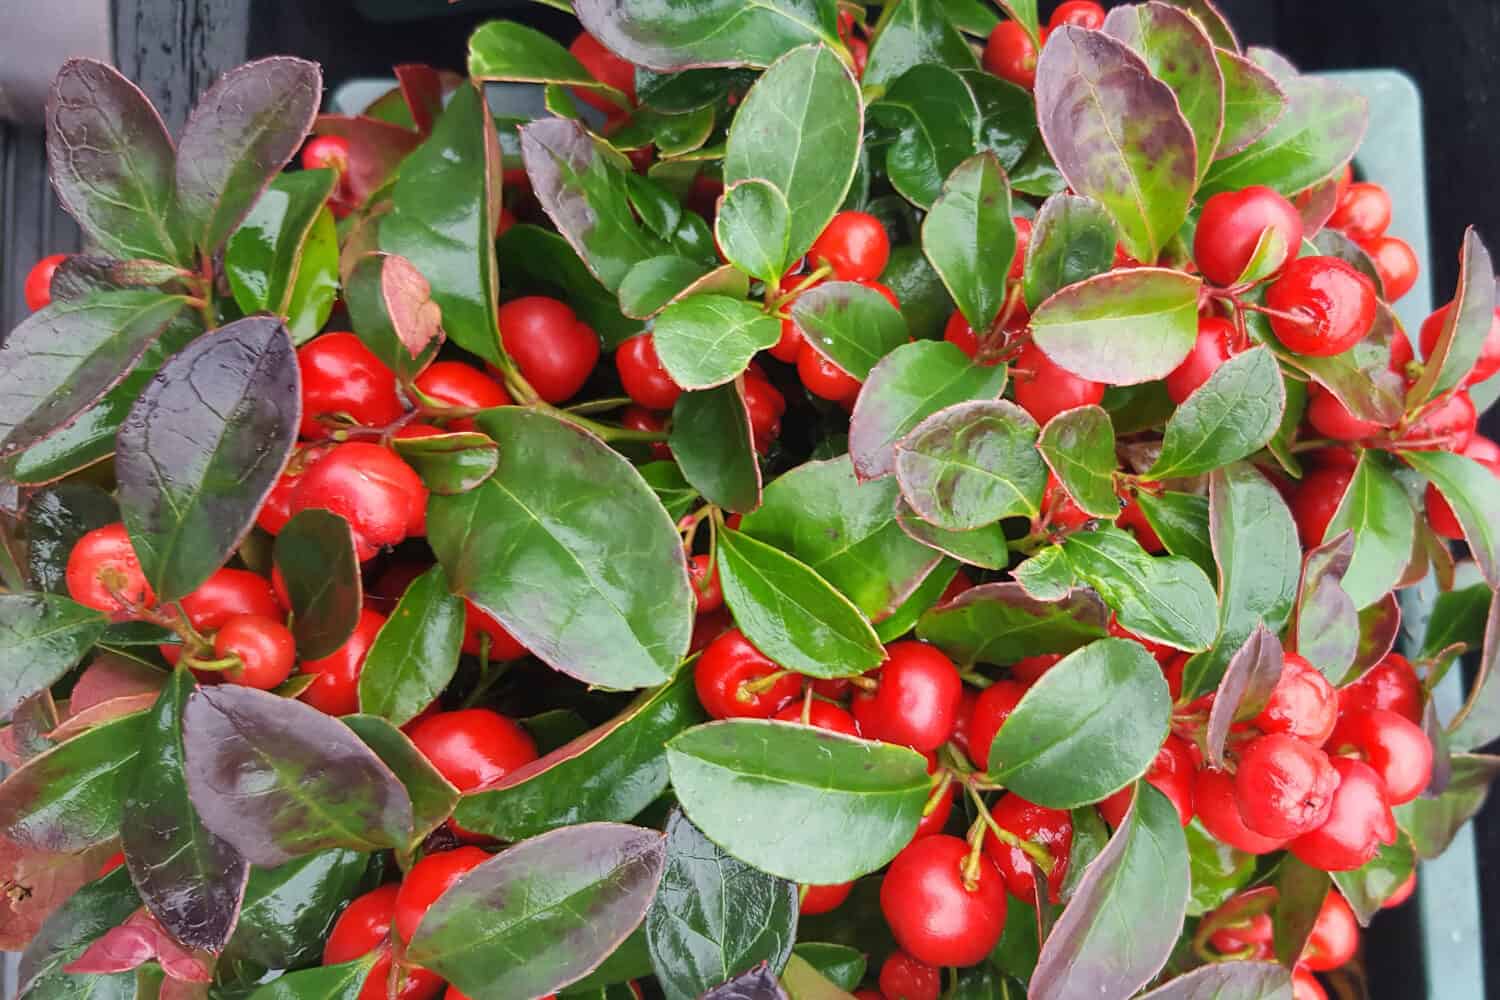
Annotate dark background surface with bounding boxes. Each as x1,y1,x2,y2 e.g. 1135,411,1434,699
1,0,1498,995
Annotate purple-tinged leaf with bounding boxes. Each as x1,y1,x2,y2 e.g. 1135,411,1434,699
49,257,192,302
1395,754,1500,859
312,114,423,204
1331,838,1415,926
1292,531,1359,682
46,59,188,265
1345,592,1402,685
1206,625,1282,767
1035,27,1197,263
0,593,106,720
1031,268,1201,386
273,509,362,661
342,715,460,845
345,252,445,382
117,316,300,602
0,837,116,952
123,668,247,953
68,655,164,716
1450,588,1500,753
1411,229,1498,405
406,823,668,998
1298,174,1343,236
1404,450,1500,588
894,399,1045,532
0,692,60,767
1325,450,1415,609
1271,856,1328,968
396,64,450,135
182,685,413,866
574,0,839,71
700,962,790,1000
1029,783,1188,1000
1214,49,1286,159
1139,961,1291,1000
65,908,212,982
1162,0,1239,50
916,581,1108,668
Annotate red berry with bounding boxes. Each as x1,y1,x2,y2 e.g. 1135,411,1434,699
797,342,861,403
1234,734,1339,839
800,881,853,916
1265,258,1378,357
1339,653,1422,725
302,135,350,175
982,794,1072,905
855,278,901,311
772,701,859,737
966,680,1027,771
1194,186,1304,288
323,885,444,1000
881,835,1008,967
809,212,890,282
940,570,975,604
619,405,672,460
289,442,426,561
1117,493,1163,553
1040,473,1092,533
413,361,511,431
852,642,962,752
256,445,330,536
461,601,529,660
1465,434,1500,464
1107,617,1178,667
1400,390,1476,452
23,254,68,311
1195,768,1287,855
394,847,490,942
298,608,386,716
297,333,405,439
1098,734,1196,827
568,32,636,116
214,614,296,690
181,569,282,629
1360,236,1419,302
913,777,955,840
497,297,601,403
770,318,804,362
1306,384,1387,440
1328,182,1392,242
1292,966,1329,1000
1301,891,1358,971
695,629,801,719
1418,303,1500,387
1253,653,1338,746
1010,216,1034,280
742,373,785,452
688,554,723,614
1011,653,1062,685
1389,326,1415,378
1011,342,1105,426
616,334,683,411
1050,0,1105,28
1290,465,1353,549
1426,459,1500,540
1383,870,1417,909
1289,756,1397,871
984,21,1039,90
1166,317,1238,404
878,951,942,1000
1331,708,1432,805
65,523,154,615
407,708,538,793
943,310,988,363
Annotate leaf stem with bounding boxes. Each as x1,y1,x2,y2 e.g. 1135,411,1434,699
965,783,1054,874
766,264,833,314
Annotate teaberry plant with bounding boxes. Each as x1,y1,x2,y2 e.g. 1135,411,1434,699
2,0,1499,997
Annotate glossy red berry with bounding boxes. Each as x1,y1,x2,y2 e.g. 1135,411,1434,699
881,835,1008,967
1117,493,1163,552
913,776,955,840
297,333,405,439
770,318,805,362
1234,734,1339,839
568,31,636,116
1011,653,1063,686
1050,0,1106,28
298,608,386,716
1165,317,1238,404
407,708,538,793
1383,870,1417,908
1292,966,1329,1000
1011,341,1106,426
181,568,282,629
394,847,490,941
1040,473,1092,533
966,680,1027,771
413,361,511,430
772,701,859,737
323,885,444,1000
1195,768,1287,855
1099,733,1196,827
1302,891,1358,971
1418,303,1500,387
616,333,682,411
497,297,601,403
688,554,723,614
1194,186,1304,287
809,212,890,282
289,442,426,561
461,601,529,660
1328,182,1391,242
797,342,861,403
23,254,68,311
65,523,154,615
1010,216,1034,279
214,614,296,690
1265,257,1378,357
1360,236,1419,302
1306,384,1387,440
984,21,1039,90
695,629,801,719
799,881,853,916
1253,653,1338,746
302,135,350,175
1289,756,1398,871
1290,465,1353,549
1339,653,1422,725
742,373,785,452
983,794,1072,905
1399,390,1476,451
878,950,942,1000
853,642,962,752
943,310,988,364
1331,708,1432,805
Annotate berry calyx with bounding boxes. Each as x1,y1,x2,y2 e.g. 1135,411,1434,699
1234,734,1339,839
808,212,890,282
1289,756,1397,871
1264,257,1378,357
65,523,154,616
616,333,683,411
982,794,1072,904
298,607,386,716
878,950,942,1000
23,254,68,311
407,708,539,793
497,296,601,403
394,846,491,941
695,629,801,719
1166,317,1238,404
852,641,962,752
880,835,1008,966
1193,186,1304,287
984,21,1039,90
213,614,297,690
297,332,405,439
1011,341,1106,426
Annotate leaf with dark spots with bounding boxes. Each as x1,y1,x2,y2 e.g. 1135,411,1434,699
274,509,362,661
574,0,840,71
312,114,423,204
174,57,322,254
916,582,1109,668
122,668,247,953
116,315,300,603
1138,962,1292,999
0,593,107,719
894,399,1046,532
46,59,188,265
1205,625,1283,767
406,823,668,998
1293,532,1359,682
0,837,118,954
182,685,413,866
0,291,188,459
701,962,791,1000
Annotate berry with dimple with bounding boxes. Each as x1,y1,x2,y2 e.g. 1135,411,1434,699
880,835,1008,967
297,332,405,439
878,950,942,1000
808,212,890,282
695,628,801,719
497,296,601,403
568,31,636,117
289,442,426,561
23,254,68,311
407,708,538,793
461,601,528,660
1418,302,1500,387
616,333,683,411
394,847,490,941
1265,257,1378,357
1050,0,1106,29
1290,464,1353,549
413,361,510,431
1339,653,1422,724
1166,317,1238,404
1011,341,1105,426
1253,653,1338,745
1301,891,1359,971
1328,182,1392,242
772,701,859,737
1098,733,1196,827
984,21,1039,90
852,642,963,752
1360,236,1419,301
65,523,154,616
797,342,861,403
1234,734,1339,839
799,881,853,916
966,680,1027,771
983,793,1072,904
1399,390,1476,451
689,554,723,613
1330,708,1432,804
1194,768,1288,855
1193,186,1304,287
1289,756,1397,871
298,607,386,716
214,614,296,690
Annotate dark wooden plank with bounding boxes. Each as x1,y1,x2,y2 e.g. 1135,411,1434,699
112,0,251,130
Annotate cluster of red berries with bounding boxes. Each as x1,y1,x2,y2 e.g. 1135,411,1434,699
982,1,1107,90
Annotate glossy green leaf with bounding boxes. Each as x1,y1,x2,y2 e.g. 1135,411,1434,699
0,710,146,851
647,810,797,1000
226,849,370,970
245,955,379,1000
870,65,981,209
895,400,1045,532
393,431,501,496
1058,526,1219,652
1028,784,1189,1000
469,20,626,107
1185,818,1255,917
342,714,460,844
1037,405,1117,517
15,865,139,996
499,224,639,348
1138,962,1291,1000
922,154,1015,334
791,281,910,381
357,564,465,726
0,593,106,718
575,0,840,71
671,383,762,513
1215,50,1287,159
1410,228,1496,404
0,291,188,459
344,252,445,381
408,823,667,998
716,529,885,677
654,295,782,390
1272,855,1329,967
916,582,1108,668
864,0,979,87
618,257,734,320
1293,533,1359,682
1395,754,1500,859
284,208,339,344
939,0,999,35
225,169,338,321
430,408,692,690
715,180,792,284
1403,450,1500,587
1331,838,1414,926
1146,346,1286,480
382,83,504,364
641,461,701,521
897,504,1012,569
454,668,704,840
964,70,1039,175
1205,626,1283,767
175,57,321,254
117,316,300,602
1031,268,1201,386
1135,490,1216,579
1023,193,1117,311
21,483,116,595
274,509,362,661
667,719,930,884
790,944,864,991
874,559,959,643
987,639,1171,806
1034,27,1197,262
1324,451,1415,609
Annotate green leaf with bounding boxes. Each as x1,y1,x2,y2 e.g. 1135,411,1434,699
0,593,107,718
716,529,885,677
647,810,797,1000
1272,855,1329,967
938,0,999,35
430,408,692,689
1184,463,1301,698
344,252,445,382
1409,228,1496,405
897,504,1012,570
1023,194,1117,311
122,668,247,952
0,710,146,851
671,384,762,513
870,65,981,209
16,866,140,996
1034,28,1197,263
1324,452,1415,609
1030,268,1201,386
1331,838,1415,925
1028,784,1189,1000
283,208,340,344
654,295,782,390
1215,50,1287,159
992,893,1040,985
864,0,979,87
1162,0,1239,49
916,581,1108,668
356,564,465,726
618,256,718,320
499,224,638,348
1059,526,1219,652
641,461,701,521
46,59,187,264
175,57,321,254
1037,405,1117,517
1146,346,1286,480
454,669,704,841
225,169,338,322
921,153,1015,334
342,714,460,845
226,849,371,970
468,21,626,107
0,291,188,459
1403,450,1500,587
244,955,379,1000
791,281,910,381
715,180,792,284
116,316,299,602
382,83,504,364
1293,533,1359,683
21,483,116,595
393,431,501,496
1137,962,1292,1000
986,639,1171,806
1204,626,1283,767
1135,491,1216,580
1185,818,1255,917
667,719,930,883
575,0,840,70
850,342,1010,481
1395,754,1500,859
407,823,667,997
894,400,1045,531
1102,3,1225,182
182,685,413,865
964,70,1040,176
791,944,865,991
273,509,362,660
